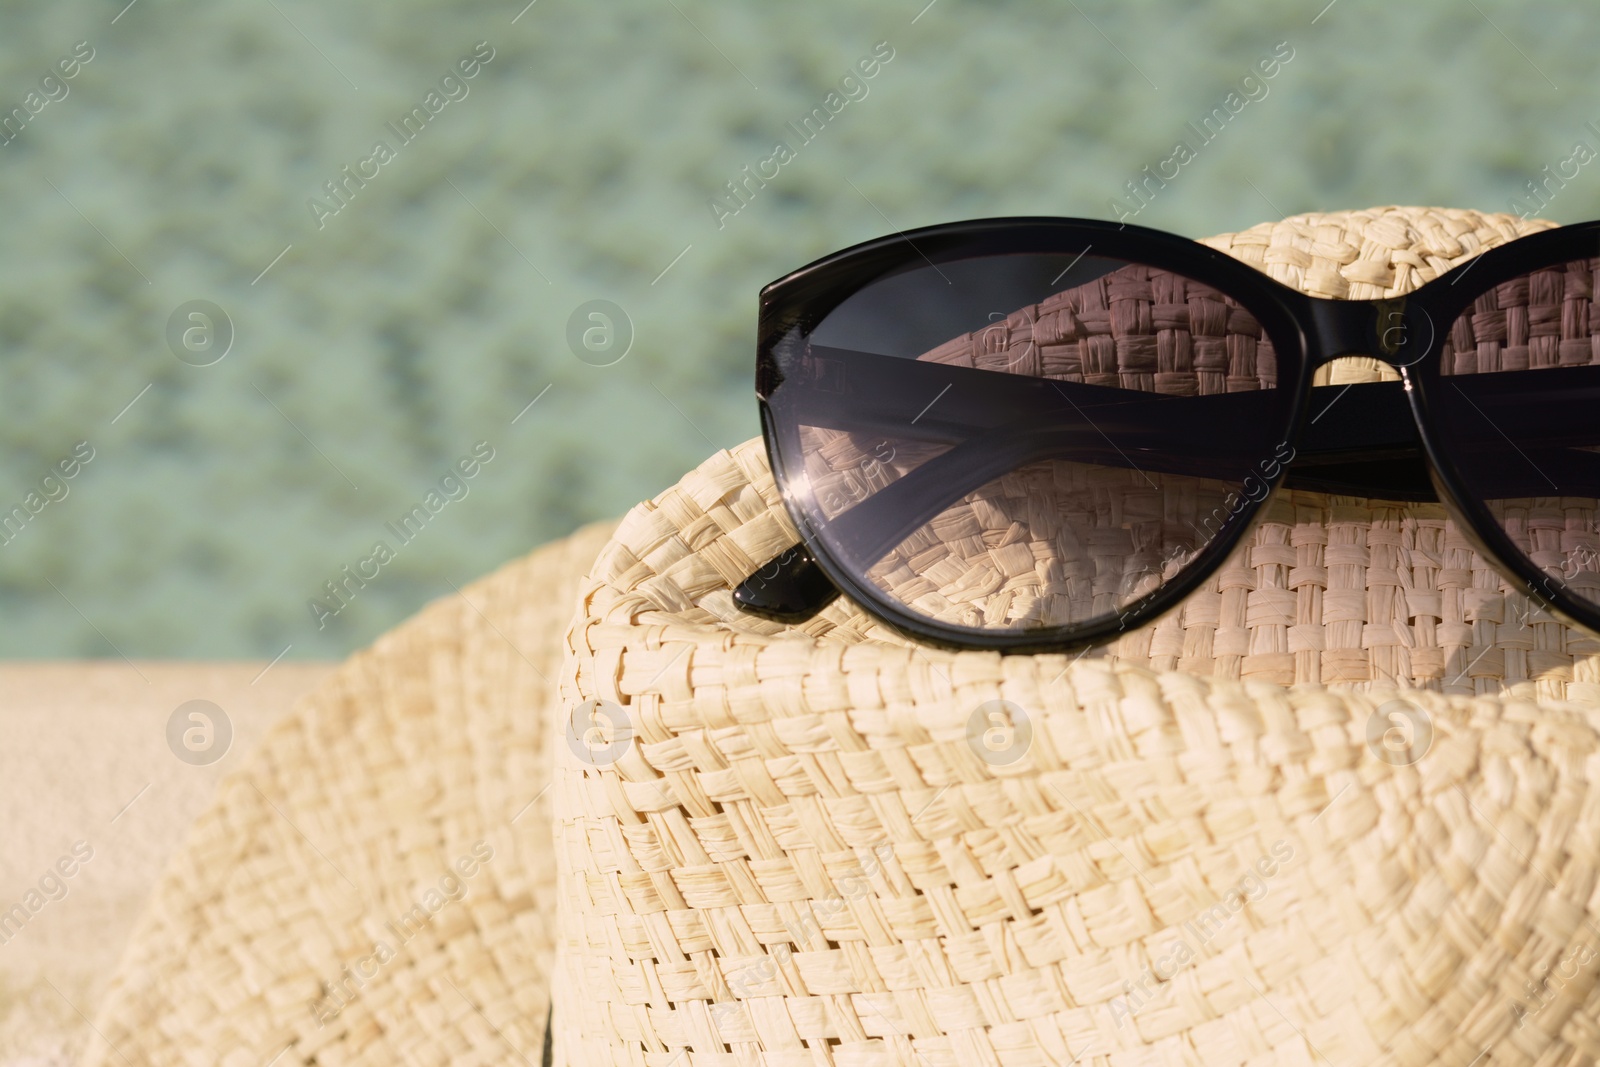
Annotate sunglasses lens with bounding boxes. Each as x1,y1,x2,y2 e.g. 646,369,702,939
1436,256,1600,614
763,251,1295,639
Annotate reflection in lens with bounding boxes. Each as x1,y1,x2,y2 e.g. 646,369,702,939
776,255,1292,636
854,459,1241,630
1436,257,1600,615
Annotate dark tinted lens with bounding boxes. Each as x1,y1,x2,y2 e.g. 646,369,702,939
765,252,1295,636
1436,257,1600,614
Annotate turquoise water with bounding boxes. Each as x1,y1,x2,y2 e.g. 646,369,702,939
1,0,1596,659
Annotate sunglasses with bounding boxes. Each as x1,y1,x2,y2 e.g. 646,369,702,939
731,216,1600,654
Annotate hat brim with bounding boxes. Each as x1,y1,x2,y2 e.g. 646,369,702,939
80,520,616,1066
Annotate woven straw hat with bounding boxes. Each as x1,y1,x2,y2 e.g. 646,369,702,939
85,207,1600,1067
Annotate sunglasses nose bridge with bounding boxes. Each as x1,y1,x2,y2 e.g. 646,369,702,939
1303,296,1400,367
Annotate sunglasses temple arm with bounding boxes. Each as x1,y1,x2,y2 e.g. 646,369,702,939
732,422,1229,624
733,421,1171,622
732,544,840,621
736,366,1600,621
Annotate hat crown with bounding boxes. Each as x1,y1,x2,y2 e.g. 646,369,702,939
553,208,1600,1065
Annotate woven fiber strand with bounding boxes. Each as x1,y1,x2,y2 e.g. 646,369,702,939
552,207,1600,1066
80,521,616,1067
1440,256,1600,376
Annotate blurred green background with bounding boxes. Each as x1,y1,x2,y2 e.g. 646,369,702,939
0,0,1595,659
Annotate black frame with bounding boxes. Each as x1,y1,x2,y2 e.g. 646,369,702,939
736,215,1600,654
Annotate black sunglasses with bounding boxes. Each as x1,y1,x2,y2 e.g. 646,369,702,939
731,216,1600,654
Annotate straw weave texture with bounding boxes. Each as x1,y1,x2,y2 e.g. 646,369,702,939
912,264,1279,394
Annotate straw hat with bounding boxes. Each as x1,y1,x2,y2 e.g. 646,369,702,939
85,207,1600,1067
